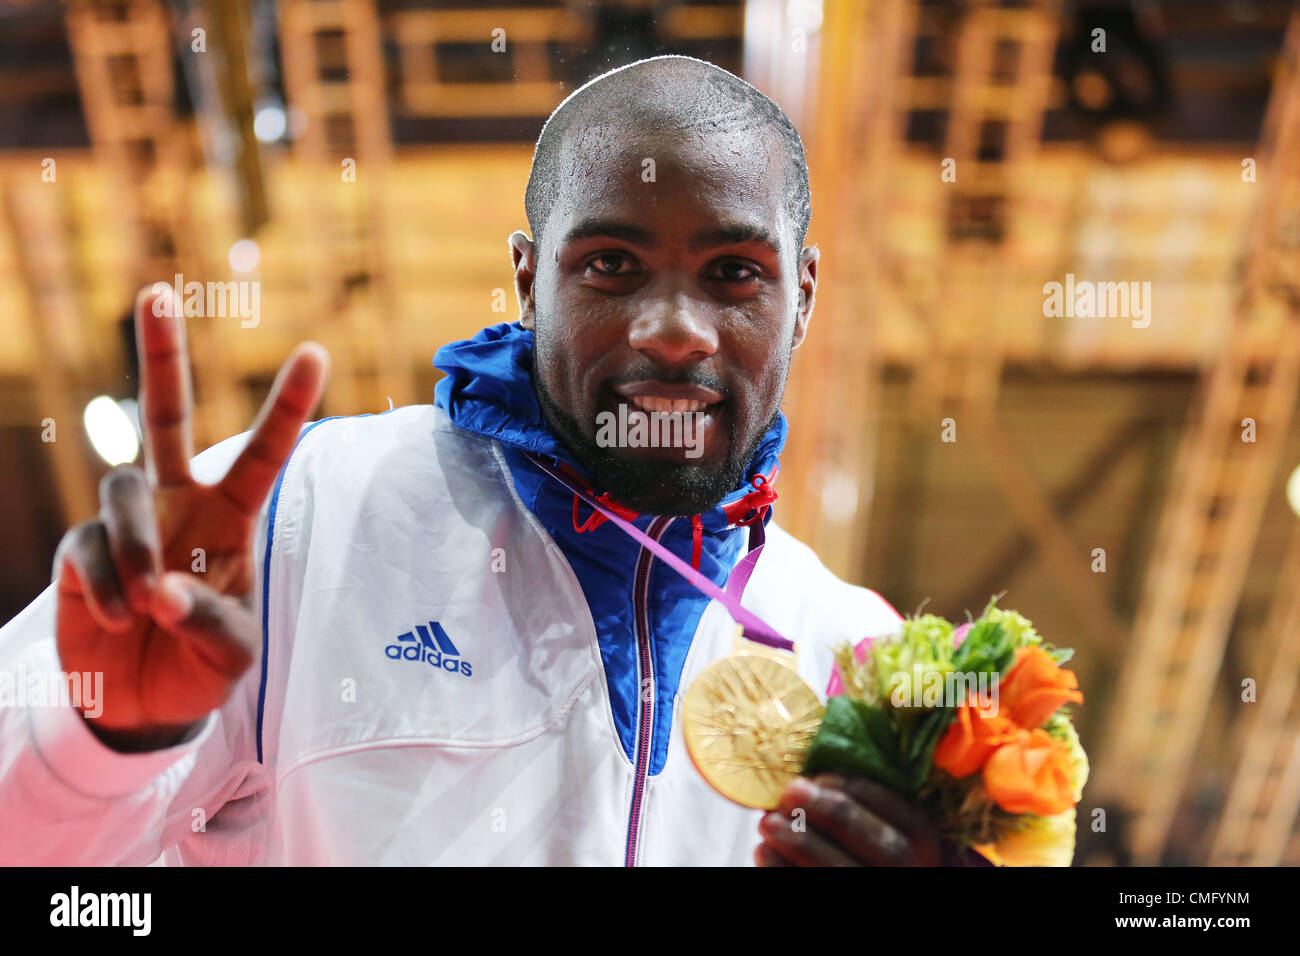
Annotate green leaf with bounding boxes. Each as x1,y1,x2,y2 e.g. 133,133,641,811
1047,646,1075,666
802,697,913,794
904,705,955,791
951,620,1014,677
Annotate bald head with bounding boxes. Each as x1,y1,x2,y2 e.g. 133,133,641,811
524,56,811,258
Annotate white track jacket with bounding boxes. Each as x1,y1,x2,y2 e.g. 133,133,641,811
0,323,903,865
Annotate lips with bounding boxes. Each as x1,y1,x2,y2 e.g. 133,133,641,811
601,380,725,461
612,381,725,408
626,395,709,414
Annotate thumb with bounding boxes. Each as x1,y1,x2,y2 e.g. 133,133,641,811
151,572,259,679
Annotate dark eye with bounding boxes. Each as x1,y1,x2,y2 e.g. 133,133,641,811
588,253,638,276
709,260,759,282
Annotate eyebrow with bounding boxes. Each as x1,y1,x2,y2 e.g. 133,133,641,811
560,218,782,255
688,224,780,255
562,218,657,247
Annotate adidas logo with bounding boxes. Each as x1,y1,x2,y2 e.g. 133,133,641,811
385,622,472,677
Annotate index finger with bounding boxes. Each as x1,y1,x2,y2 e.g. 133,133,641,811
813,773,941,858
777,776,914,865
219,342,329,515
135,285,194,486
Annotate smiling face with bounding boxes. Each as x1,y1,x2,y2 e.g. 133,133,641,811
512,118,817,516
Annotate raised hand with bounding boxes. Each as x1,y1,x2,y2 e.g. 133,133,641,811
52,287,329,751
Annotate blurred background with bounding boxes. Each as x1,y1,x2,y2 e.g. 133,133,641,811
0,0,1297,866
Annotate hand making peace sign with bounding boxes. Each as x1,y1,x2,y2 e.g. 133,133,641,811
52,287,329,751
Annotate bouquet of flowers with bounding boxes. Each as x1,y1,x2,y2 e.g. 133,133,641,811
803,599,1088,866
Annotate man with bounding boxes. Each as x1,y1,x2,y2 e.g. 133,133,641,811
0,55,960,865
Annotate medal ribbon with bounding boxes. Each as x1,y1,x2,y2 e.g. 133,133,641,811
525,452,795,652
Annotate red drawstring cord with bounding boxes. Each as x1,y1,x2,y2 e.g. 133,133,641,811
569,472,775,573
690,515,703,572
572,492,639,534
737,474,778,525
572,493,706,573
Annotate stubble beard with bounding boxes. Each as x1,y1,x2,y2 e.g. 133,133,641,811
530,351,780,516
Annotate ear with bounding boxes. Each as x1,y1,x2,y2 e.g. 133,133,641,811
792,245,819,350
509,231,537,330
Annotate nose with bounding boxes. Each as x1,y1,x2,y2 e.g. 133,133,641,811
627,287,719,368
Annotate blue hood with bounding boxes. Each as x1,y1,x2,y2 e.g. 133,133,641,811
433,322,787,779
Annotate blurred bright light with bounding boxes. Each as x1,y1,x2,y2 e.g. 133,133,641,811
84,396,139,466
117,398,142,439
1287,464,1300,518
820,467,859,524
787,0,824,32
229,238,260,272
253,105,287,142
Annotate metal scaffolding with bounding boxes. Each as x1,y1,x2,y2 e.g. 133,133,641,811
1096,8,1300,866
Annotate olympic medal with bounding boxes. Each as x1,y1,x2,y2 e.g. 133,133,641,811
681,652,825,810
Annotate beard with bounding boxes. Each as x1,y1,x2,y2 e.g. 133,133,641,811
530,351,778,516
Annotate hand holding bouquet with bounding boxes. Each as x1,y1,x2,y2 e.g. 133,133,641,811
804,600,1088,866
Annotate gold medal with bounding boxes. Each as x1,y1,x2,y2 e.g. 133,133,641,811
681,629,825,809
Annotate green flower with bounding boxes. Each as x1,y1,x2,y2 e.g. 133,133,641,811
874,614,955,711
981,606,1042,650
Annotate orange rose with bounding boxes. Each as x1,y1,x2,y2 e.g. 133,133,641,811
998,646,1083,730
934,697,1018,778
983,728,1076,816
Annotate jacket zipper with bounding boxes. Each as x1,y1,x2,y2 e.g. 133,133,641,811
624,515,674,866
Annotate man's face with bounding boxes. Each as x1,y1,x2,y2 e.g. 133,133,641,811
512,123,817,515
